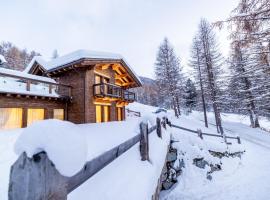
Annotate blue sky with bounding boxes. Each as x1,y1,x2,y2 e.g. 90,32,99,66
0,0,238,78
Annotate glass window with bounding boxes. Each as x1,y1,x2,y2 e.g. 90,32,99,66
95,105,102,123
53,109,64,120
0,108,23,130
27,109,44,126
103,106,110,122
117,107,123,121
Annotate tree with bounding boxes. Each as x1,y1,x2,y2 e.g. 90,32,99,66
195,19,225,134
154,38,183,117
183,78,197,113
52,49,59,59
189,36,209,128
227,41,260,127
0,41,40,71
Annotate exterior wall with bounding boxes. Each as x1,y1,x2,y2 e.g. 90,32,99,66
55,68,86,124
0,95,65,127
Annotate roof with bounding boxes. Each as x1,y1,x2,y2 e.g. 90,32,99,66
25,49,142,86
0,67,56,83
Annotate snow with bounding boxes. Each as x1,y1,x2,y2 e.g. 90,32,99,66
0,54,7,63
0,67,60,97
15,120,88,176
161,111,270,200
1,102,270,200
0,67,56,83
24,49,142,85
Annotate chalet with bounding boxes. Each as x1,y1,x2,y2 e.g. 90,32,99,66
0,50,142,130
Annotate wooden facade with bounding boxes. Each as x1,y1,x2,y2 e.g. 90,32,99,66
0,52,141,129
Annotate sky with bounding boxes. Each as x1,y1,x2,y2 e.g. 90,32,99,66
0,0,239,78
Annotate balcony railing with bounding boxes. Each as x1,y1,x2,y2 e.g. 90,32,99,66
93,83,136,102
0,71,72,100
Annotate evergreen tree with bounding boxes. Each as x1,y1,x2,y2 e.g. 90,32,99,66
183,78,197,113
155,38,183,117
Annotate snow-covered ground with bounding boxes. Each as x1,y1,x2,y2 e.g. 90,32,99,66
161,111,270,200
0,102,270,200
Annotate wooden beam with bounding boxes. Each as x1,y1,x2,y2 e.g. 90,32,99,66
122,82,135,87
115,73,128,79
101,64,111,70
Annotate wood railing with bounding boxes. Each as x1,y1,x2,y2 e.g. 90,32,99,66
93,83,136,102
126,108,141,117
0,71,72,99
8,117,165,200
170,123,241,144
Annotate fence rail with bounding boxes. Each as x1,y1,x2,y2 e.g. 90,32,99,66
126,108,141,117
8,117,164,200
171,124,241,144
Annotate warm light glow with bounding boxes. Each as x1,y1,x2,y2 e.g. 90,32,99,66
95,105,102,123
53,109,64,120
117,107,123,121
27,109,44,126
103,106,110,122
0,108,23,129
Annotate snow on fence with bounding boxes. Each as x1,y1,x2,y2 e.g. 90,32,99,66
170,124,241,144
126,108,141,117
8,117,165,200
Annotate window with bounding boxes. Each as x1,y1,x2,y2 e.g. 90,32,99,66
0,108,23,130
53,109,64,120
95,105,102,123
27,109,44,126
103,106,110,122
94,74,110,95
95,105,110,123
117,107,124,121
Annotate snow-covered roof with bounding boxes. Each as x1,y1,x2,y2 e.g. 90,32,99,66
25,49,142,86
0,67,56,83
0,54,7,64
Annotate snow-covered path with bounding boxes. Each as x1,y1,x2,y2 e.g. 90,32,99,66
162,112,270,200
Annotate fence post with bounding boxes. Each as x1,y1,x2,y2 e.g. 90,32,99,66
8,152,68,200
156,117,162,138
197,129,203,140
162,117,166,129
140,122,149,161
237,136,241,144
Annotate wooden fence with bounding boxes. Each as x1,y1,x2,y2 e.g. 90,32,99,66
126,108,141,117
170,124,241,144
8,117,164,200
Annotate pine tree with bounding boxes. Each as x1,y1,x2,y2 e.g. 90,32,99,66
183,78,197,113
155,38,183,117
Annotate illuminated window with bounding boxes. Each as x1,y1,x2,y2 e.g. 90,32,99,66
53,109,64,120
95,105,110,123
117,107,123,121
0,108,23,130
27,109,44,126
103,106,110,122
96,105,102,123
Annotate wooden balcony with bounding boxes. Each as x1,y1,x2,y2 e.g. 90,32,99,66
93,83,136,102
0,71,72,101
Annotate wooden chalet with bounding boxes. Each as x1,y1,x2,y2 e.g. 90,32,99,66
0,50,142,130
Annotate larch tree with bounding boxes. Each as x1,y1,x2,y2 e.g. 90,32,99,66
189,36,209,128
155,38,183,117
197,18,225,134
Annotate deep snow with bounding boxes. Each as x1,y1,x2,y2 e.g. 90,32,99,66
0,103,270,200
